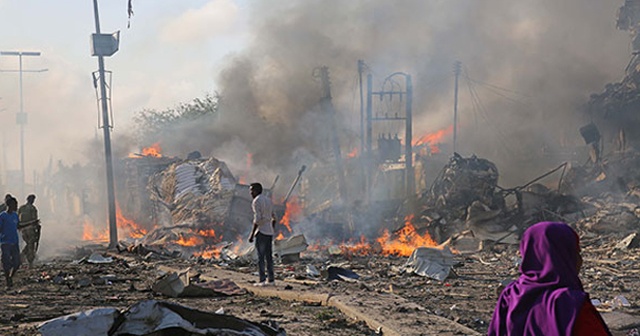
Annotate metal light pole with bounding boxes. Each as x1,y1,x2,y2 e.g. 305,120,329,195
91,0,120,249
0,51,47,198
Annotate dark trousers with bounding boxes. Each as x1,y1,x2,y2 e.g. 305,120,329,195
21,225,40,265
255,232,274,282
1,243,20,274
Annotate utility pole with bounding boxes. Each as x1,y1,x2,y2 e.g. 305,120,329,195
368,72,414,200
358,60,365,154
0,51,46,198
91,0,120,249
357,60,366,198
453,61,461,154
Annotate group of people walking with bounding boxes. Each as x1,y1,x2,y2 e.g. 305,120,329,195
0,194,39,288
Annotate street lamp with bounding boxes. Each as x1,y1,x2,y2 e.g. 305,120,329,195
0,51,47,198
92,0,120,249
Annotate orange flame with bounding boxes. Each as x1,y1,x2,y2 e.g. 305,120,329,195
197,229,216,238
176,234,204,247
377,215,437,256
412,125,453,154
128,142,163,158
276,232,285,240
340,235,372,257
194,247,221,259
232,235,244,255
280,197,302,233
346,147,358,158
116,204,148,239
81,204,148,241
82,221,108,241
142,143,163,157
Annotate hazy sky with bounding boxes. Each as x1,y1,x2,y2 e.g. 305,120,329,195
0,0,248,179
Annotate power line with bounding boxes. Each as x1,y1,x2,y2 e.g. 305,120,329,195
465,76,530,98
463,71,515,156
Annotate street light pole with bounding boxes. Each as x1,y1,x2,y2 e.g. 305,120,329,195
0,51,45,198
92,0,119,249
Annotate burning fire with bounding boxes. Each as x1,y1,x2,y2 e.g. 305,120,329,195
377,215,437,256
128,142,163,158
413,125,453,154
82,220,108,241
142,143,163,157
81,203,148,241
197,229,216,238
116,204,148,239
339,235,372,257
194,247,221,259
176,234,204,247
276,232,285,240
280,196,302,233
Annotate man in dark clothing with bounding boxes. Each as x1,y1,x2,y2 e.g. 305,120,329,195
0,197,20,288
0,194,12,213
18,194,40,267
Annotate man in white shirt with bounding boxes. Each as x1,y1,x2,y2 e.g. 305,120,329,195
248,183,276,286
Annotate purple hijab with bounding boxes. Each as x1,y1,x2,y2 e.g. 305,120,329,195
488,222,587,336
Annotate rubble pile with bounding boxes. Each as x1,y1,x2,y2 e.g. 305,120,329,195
133,157,255,257
416,154,583,245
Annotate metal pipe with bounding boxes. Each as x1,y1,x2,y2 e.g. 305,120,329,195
283,165,306,205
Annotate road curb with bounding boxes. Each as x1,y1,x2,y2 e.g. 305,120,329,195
156,264,480,335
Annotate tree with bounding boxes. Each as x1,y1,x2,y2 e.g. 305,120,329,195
133,93,220,144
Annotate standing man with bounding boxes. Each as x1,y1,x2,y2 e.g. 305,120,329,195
0,194,12,213
0,197,20,288
18,194,40,267
248,183,276,287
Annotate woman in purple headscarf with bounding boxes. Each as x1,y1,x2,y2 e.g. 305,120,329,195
488,222,611,336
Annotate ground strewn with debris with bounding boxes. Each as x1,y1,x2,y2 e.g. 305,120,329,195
1,229,639,336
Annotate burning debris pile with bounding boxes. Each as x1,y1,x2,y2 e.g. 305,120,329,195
130,155,249,259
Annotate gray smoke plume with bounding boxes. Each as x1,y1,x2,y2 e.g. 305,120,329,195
151,0,629,189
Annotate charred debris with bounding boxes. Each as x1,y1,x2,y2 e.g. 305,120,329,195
46,61,640,264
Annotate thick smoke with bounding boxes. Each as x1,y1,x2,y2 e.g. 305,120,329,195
157,0,631,188
21,0,638,254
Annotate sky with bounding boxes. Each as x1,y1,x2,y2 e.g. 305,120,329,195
0,0,635,192
0,0,249,181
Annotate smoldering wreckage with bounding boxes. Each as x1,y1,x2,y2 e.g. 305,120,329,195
11,122,640,335
10,15,640,336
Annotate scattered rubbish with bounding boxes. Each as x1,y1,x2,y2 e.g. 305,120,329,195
39,300,285,336
38,308,121,336
326,266,360,281
215,307,225,314
274,234,309,263
612,295,631,309
616,233,640,250
86,253,113,264
402,246,457,281
306,265,320,278
152,271,246,298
